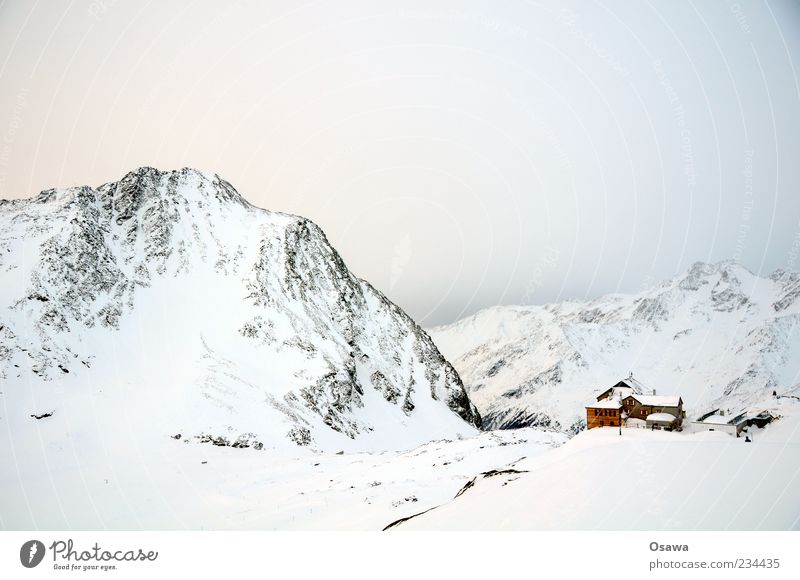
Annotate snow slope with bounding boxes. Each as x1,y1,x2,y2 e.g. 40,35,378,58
0,426,564,530
0,167,479,460
429,261,800,431
392,395,800,530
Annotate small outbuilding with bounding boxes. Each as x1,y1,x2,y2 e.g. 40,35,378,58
689,409,775,437
690,413,739,436
646,412,679,430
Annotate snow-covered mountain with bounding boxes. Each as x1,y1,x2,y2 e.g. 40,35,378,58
429,261,800,432
0,167,479,454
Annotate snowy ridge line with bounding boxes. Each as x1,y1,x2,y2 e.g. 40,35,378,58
429,260,800,432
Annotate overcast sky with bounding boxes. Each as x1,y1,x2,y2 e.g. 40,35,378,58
1,0,799,325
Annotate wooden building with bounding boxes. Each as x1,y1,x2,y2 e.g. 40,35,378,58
586,375,684,431
621,394,684,429
585,399,623,429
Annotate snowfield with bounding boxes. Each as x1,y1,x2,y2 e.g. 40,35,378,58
0,426,565,530
392,396,800,530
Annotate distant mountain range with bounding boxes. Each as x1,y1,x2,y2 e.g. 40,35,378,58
3,167,797,450
429,260,800,431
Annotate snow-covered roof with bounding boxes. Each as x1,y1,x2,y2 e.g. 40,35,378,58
587,400,622,409
593,377,680,409
620,376,649,394
646,413,678,423
610,386,635,399
597,383,638,401
699,414,728,424
632,394,682,407
597,377,650,400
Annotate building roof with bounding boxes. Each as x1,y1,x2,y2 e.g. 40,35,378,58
612,386,635,399
630,394,682,407
620,376,650,394
696,408,721,422
591,376,682,410
698,414,728,425
597,377,648,400
597,385,632,401
728,412,749,425
646,412,678,423
587,400,623,409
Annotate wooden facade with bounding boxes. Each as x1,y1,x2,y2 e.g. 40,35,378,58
621,395,684,428
585,404,622,429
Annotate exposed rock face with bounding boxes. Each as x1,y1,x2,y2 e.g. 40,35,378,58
430,260,800,431
0,167,479,451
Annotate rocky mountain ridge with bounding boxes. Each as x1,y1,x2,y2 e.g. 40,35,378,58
0,167,479,452
430,260,800,431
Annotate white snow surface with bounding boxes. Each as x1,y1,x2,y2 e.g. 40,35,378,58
393,395,800,530
429,260,800,431
0,426,564,529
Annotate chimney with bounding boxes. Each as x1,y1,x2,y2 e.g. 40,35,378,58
652,389,656,395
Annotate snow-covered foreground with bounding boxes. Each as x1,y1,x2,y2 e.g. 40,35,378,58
0,427,565,530
394,398,800,530
4,398,798,531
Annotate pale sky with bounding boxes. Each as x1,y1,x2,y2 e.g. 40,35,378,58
1,0,799,325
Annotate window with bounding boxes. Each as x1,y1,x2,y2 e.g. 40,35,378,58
599,420,604,426
594,409,598,416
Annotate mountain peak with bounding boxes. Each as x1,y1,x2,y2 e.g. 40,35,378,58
2,167,254,215
100,166,253,210
674,259,758,293
0,168,480,451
